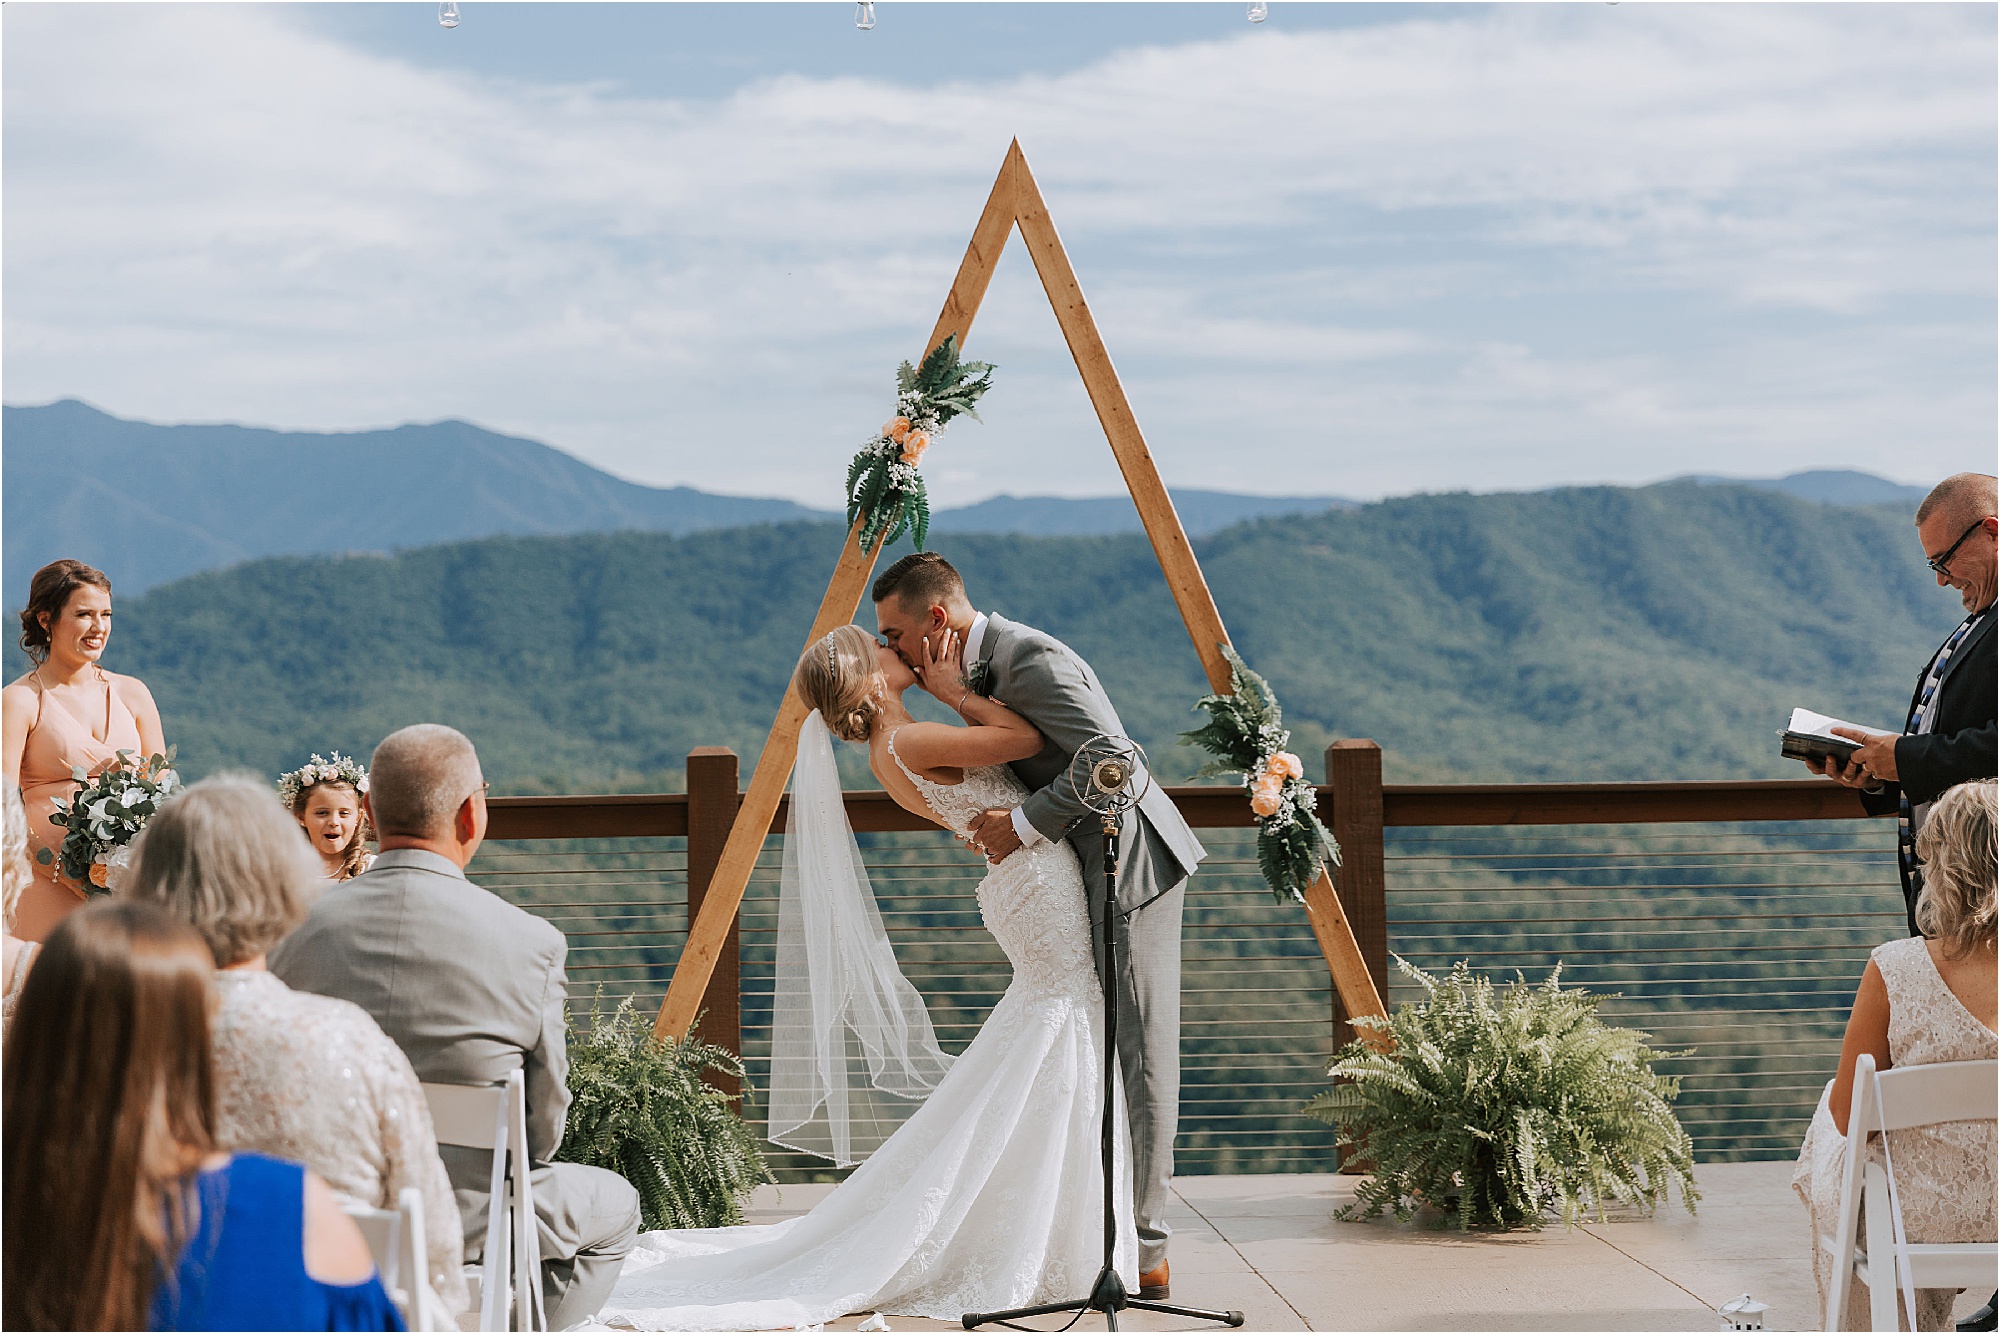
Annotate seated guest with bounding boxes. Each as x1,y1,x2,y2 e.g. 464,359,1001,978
280,753,377,882
4,787,38,1035
2,899,401,1331
1794,778,1999,1330
273,724,640,1330
126,774,468,1321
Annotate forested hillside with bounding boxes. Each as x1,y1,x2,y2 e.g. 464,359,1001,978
94,480,1955,791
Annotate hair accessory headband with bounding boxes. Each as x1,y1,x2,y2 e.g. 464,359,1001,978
276,751,369,808
823,631,839,672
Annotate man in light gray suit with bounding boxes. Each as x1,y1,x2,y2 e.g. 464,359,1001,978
272,724,640,1329
874,552,1204,1297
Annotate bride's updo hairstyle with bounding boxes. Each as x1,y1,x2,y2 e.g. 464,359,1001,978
792,624,884,742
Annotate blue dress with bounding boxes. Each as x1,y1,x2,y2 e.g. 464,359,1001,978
150,1153,405,1332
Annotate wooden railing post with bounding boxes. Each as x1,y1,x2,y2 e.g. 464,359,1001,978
1325,741,1388,1053
685,747,743,1096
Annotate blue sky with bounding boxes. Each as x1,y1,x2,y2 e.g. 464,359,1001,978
5,2,1994,505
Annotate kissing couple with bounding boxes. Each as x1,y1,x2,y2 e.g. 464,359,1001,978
599,551,1206,1331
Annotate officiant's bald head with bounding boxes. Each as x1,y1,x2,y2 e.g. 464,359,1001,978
873,552,975,669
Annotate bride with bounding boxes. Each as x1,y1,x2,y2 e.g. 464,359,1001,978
597,622,1134,1331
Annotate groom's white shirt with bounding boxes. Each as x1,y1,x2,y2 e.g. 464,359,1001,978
964,610,1050,851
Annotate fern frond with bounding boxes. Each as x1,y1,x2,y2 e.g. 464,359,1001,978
1315,960,1697,1231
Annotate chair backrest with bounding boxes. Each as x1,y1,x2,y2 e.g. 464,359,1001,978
421,1072,537,1332
344,1201,403,1294
346,1188,435,1331
1831,1056,2000,1330
424,1079,512,1150
1870,1058,1998,1133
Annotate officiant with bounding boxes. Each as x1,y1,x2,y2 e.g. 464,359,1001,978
1814,472,1997,942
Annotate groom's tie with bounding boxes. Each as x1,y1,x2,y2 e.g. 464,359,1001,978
1897,609,1984,899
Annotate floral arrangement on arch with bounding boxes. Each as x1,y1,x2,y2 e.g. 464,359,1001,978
845,334,995,554
1182,646,1337,902
40,747,182,894
276,752,370,809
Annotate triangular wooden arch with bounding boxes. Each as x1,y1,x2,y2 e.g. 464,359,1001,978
655,140,1386,1045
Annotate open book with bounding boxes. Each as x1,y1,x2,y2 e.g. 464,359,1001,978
1779,707,1894,767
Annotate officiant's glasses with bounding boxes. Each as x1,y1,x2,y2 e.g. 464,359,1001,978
1926,518,1990,576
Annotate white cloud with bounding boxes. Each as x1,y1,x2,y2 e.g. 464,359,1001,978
3,2,1991,504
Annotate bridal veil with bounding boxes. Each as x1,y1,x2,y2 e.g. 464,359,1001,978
767,710,953,1166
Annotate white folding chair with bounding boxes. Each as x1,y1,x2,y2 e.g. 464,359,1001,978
345,1187,440,1331
1820,1055,1998,1331
423,1071,546,1333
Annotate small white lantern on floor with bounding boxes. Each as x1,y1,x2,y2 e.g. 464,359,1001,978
1719,1294,1769,1330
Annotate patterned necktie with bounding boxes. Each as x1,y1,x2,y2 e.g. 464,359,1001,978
1899,609,1987,893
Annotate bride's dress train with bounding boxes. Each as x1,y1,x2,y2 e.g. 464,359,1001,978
597,740,1136,1332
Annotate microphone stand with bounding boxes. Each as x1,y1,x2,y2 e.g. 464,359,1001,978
964,782,1244,1333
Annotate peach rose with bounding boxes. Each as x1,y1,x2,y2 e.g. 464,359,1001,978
901,432,929,465
89,861,110,888
1266,751,1303,780
1250,784,1284,818
884,416,912,444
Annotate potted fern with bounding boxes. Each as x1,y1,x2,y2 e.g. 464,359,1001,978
1304,958,1698,1230
556,997,774,1230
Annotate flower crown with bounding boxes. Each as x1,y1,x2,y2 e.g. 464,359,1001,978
277,752,369,808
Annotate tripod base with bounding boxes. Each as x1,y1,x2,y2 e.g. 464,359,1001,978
962,1265,1245,1331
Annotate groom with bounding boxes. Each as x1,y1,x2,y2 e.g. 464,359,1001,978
873,551,1204,1296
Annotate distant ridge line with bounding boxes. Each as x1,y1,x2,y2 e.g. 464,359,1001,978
2,399,1923,597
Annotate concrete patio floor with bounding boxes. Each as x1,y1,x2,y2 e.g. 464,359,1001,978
747,1161,1989,1332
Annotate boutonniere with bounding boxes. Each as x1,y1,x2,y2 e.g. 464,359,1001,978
966,659,992,696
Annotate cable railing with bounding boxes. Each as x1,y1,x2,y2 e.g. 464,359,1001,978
1381,821,1901,1160
471,742,1891,1181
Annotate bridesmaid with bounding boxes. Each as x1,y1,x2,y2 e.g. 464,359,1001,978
1,560,166,941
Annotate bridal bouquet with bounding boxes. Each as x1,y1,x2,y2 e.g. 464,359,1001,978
40,747,182,894
845,333,995,553
1182,648,1336,902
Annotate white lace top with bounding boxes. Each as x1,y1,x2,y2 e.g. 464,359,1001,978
885,731,1098,1000
1793,935,1998,1330
211,969,469,1318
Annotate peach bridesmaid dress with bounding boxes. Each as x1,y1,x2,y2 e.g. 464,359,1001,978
15,668,142,942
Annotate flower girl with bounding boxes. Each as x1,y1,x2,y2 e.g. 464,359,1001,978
277,754,374,882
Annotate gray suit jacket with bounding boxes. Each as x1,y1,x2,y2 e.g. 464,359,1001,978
977,613,1205,908
270,848,571,1167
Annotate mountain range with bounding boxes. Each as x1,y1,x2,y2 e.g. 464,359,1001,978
98,478,1955,792
2,399,1923,600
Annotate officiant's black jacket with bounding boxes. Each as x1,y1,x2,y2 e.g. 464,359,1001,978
1860,602,1997,930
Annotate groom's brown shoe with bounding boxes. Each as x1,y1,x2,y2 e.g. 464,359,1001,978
1138,1261,1169,1300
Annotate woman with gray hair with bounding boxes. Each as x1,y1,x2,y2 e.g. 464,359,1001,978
4,786,40,1034
126,774,469,1321
1794,777,1998,1329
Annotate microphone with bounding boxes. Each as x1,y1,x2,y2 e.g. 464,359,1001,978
1090,756,1132,796
1068,734,1150,818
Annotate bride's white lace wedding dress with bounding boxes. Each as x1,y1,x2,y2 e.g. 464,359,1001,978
597,735,1136,1332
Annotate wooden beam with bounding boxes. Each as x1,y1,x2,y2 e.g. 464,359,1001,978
1009,149,1382,1033
484,793,688,841
485,777,1880,842
1381,779,1877,827
1300,866,1389,1051
653,147,1025,1042
1324,742,1389,1050
657,139,1386,1047
685,747,744,1094
1009,154,1234,697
